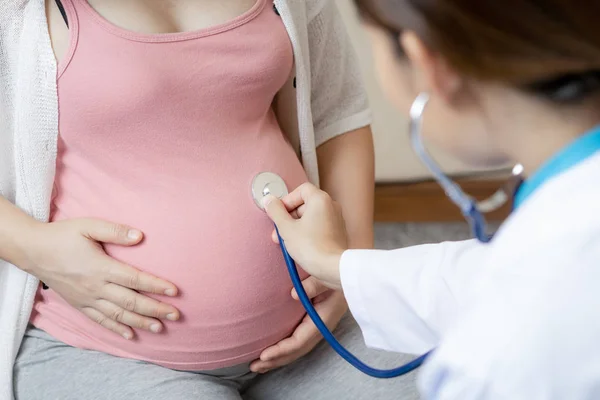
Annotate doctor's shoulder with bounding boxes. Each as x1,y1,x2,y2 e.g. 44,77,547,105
484,153,600,275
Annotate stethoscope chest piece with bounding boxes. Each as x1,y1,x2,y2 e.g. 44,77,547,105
251,172,289,210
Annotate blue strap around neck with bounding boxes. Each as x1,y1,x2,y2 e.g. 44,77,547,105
513,125,600,209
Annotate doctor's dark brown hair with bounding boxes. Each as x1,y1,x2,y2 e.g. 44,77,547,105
353,0,600,103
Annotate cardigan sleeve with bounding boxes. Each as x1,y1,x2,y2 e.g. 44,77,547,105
307,1,372,147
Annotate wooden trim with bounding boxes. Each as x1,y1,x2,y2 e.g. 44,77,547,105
374,179,512,222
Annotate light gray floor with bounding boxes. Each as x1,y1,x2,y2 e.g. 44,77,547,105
374,222,475,249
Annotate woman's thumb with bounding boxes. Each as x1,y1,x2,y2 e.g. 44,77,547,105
263,195,294,228
80,219,143,245
292,276,330,300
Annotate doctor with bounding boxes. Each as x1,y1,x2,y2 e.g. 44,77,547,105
262,0,600,398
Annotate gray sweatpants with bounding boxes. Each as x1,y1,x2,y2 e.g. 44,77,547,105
14,315,420,400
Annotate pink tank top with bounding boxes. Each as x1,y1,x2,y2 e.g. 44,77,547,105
31,0,309,370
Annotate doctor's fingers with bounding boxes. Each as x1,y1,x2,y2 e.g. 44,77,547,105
279,182,325,210
264,195,296,229
290,204,306,219
270,204,307,243
266,183,331,225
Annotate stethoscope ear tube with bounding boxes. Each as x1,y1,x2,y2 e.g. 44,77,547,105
275,225,431,378
409,92,523,242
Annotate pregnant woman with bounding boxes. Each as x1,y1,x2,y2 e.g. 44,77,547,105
0,0,418,399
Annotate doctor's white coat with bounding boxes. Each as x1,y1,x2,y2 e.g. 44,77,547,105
341,153,600,399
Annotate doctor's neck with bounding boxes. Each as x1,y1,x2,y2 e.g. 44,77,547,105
488,88,600,178
354,0,600,178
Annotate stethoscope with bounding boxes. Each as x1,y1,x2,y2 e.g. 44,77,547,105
250,93,524,378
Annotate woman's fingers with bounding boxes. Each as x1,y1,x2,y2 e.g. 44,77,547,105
105,261,178,296
79,218,143,246
251,317,321,373
291,276,330,300
102,283,180,321
95,299,164,333
81,307,134,340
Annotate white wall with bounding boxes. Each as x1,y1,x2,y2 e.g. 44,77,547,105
335,0,499,182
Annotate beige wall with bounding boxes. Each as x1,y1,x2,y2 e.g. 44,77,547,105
335,0,500,182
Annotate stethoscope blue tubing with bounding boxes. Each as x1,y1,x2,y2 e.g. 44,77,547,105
275,225,431,378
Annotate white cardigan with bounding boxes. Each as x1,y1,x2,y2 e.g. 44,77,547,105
0,1,371,398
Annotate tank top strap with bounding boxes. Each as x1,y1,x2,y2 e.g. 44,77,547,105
55,0,77,23
61,0,107,29
54,0,80,79
55,0,128,79
58,0,115,36
53,0,69,26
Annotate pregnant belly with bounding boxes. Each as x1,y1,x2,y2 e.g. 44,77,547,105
35,134,309,370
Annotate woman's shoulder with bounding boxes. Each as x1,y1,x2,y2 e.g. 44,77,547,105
0,0,34,19
1,0,41,43
0,1,29,68
282,0,329,21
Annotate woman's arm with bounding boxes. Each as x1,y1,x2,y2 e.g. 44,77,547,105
308,1,372,152
309,0,375,249
317,126,375,249
0,196,40,268
315,126,374,321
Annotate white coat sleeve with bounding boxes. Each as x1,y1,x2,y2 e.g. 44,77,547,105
340,239,488,354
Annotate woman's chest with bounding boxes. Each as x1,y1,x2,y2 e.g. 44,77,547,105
47,0,266,61
85,0,258,33
52,0,294,129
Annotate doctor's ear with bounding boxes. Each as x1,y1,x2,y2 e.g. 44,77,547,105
400,31,464,105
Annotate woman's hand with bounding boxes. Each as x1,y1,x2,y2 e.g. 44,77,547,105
21,218,180,340
250,277,347,373
263,183,348,290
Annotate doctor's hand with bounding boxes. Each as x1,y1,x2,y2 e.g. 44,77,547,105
263,183,348,290
250,278,347,373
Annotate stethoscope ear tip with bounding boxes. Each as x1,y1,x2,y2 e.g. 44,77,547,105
513,164,524,175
